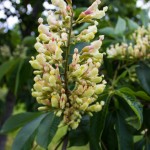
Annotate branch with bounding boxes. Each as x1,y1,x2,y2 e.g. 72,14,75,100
62,132,69,150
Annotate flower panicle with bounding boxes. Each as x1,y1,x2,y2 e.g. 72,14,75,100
106,26,150,60
30,0,107,130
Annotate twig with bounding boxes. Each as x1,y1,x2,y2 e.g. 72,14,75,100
54,137,64,150
54,132,69,150
62,132,69,150
64,7,73,102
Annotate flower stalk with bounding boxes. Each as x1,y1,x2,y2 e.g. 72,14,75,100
64,7,73,100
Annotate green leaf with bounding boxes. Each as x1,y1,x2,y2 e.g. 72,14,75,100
75,23,90,33
145,137,150,150
69,116,89,147
12,113,47,150
126,116,140,130
127,18,139,31
90,93,112,150
36,112,61,149
15,59,24,95
115,110,134,150
115,91,143,130
136,62,150,95
10,30,21,47
22,36,36,47
140,9,150,27
22,131,37,150
115,17,126,35
74,7,86,18
115,70,128,84
0,112,42,134
99,27,115,38
102,113,118,150
134,139,145,150
0,58,20,82
118,87,150,101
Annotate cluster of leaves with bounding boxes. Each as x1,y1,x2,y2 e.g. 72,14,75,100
0,0,150,150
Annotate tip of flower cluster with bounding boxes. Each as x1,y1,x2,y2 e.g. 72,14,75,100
87,58,92,63
67,5,71,11
103,6,108,12
38,18,43,24
94,21,98,25
96,0,101,5
61,88,65,93
100,101,105,106
36,37,40,42
99,35,104,40
48,10,53,15
102,80,107,84
74,48,78,53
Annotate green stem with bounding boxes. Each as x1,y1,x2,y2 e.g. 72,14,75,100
64,9,73,100
112,62,121,88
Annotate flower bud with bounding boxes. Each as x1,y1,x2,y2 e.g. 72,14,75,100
100,101,105,106
38,24,49,35
36,54,46,65
32,91,42,97
39,33,50,42
91,77,102,83
95,84,106,94
55,47,63,60
82,86,94,97
51,0,67,11
38,106,49,111
76,97,83,104
38,18,43,24
42,87,51,91
49,75,56,87
89,103,102,112
51,94,60,108
72,64,88,77
47,12,58,26
34,42,44,50
34,82,43,91
80,102,89,111
56,110,62,117
70,121,79,129
29,60,42,70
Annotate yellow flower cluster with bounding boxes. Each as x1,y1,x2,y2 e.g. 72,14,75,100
107,26,150,60
67,37,106,129
30,0,107,129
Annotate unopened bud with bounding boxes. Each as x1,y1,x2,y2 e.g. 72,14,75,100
38,18,43,24
38,106,48,111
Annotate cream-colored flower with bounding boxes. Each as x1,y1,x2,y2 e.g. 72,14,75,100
30,0,107,130
77,0,108,23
